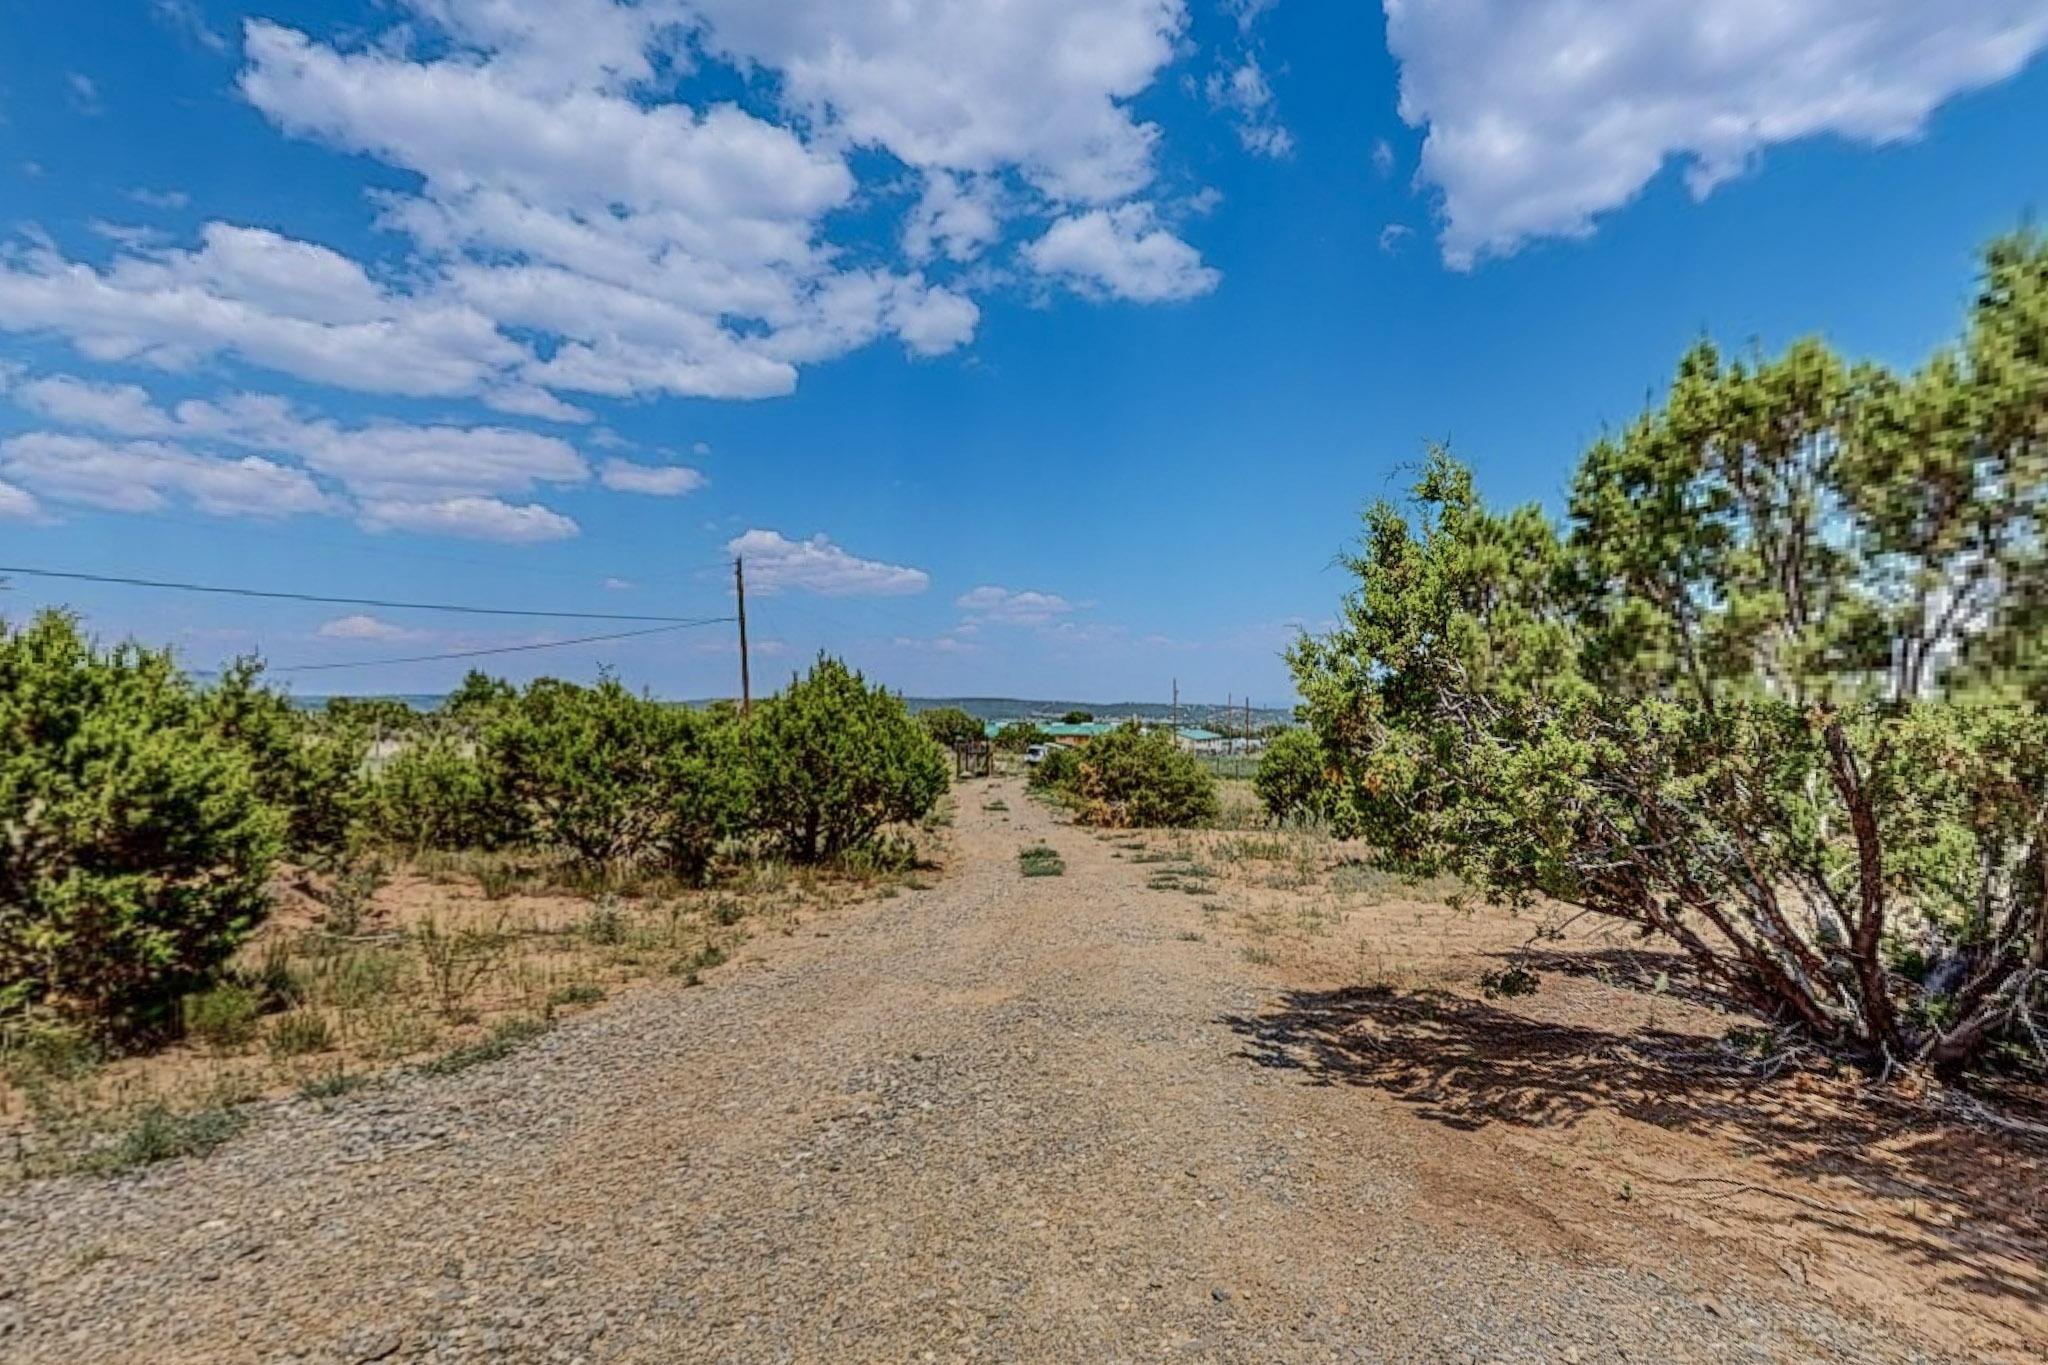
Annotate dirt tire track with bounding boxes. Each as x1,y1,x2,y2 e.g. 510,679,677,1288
1,780,1942,1362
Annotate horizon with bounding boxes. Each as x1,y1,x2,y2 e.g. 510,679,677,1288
4,3,2047,703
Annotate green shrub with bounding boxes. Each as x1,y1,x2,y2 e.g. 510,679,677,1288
417,1015,548,1076
1027,744,1080,794
320,695,424,739
1071,724,1218,829
181,984,261,1050
994,721,1048,752
917,706,985,748
546,982,605,1008
0,613,283,1037
1288,232,2048,1076
266,1009,334,1058
205,660,366,856
441,669,515,721
1254,728,1329,823
358,731,517,854
485,676,744,876
1017,844,1065,877
745,657,948,863
90,1101,247,1173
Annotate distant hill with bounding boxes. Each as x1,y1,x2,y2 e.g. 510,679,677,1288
901,696,1296,730
289,691,1297,728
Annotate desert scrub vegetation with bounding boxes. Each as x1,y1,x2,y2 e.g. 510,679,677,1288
1027,724,1218,829
0,642,949,1177
0,613,283,1038
748,658,948,863
1289,231,2048,1082
1017,844,1066,877
1253,728,1344,828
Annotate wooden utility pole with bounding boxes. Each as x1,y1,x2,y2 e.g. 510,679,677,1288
734,556,751,715
1171,678,1178,737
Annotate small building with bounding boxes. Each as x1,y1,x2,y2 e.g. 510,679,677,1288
1172,727,1229,754
983,719,1120,745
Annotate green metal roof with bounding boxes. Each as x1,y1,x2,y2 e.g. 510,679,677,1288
983,720,1117,737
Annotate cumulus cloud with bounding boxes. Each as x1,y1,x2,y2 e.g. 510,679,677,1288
151,0,227,53
0,431,331,518
1026,204,1219,302
728,529,929,597
688,0,1186,204
127,187,191,210
1384,1,2048,266
233,11,988,402
903,173,1006,265
1205,57,1293,158
360,496,579,543
956,585,1080,626
0,223,525,397
0,480,40,520
4,369,592,538
599,459,706,495
15,374,177,436
0,3,1233,418
317,613,427,641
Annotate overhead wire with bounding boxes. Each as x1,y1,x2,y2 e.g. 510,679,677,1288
268,619,731,673
0,565,719,623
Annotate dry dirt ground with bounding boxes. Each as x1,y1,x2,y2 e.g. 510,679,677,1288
2,776,2043,1363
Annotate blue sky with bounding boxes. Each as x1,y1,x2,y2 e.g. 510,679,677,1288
3,1,2046,703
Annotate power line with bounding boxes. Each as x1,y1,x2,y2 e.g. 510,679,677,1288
0,565,717,623
269,619,731,674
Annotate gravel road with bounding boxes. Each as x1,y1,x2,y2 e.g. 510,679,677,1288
0,780,1949,1362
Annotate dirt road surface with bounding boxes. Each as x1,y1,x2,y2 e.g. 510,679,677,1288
0,780,2005,1362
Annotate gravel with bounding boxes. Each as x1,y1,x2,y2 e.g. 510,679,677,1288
0,781,1953,1362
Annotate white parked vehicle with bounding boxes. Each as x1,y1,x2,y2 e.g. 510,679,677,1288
1023,744,1052,765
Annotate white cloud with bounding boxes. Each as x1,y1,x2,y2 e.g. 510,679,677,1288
0,480,40,520
15,374,177,436
151,0,227,53
688,0,1187,204
892,633,978,654
728,528,929,597
903,173,1007,264
1385,1,2048,266
360,496,579,542
317,613,427,641
16,378,588,503
1371,137,1395,178
1224,0,1280,35
0,223,525,397
66,74,102,115
3,2,1230,419
603,576,635,591
1026,204,1219,302
0,431,331,518
599,458,706,495
1378,223,1413,254
482,385,593,424
956,585,1080,626
4,370,594,538
1205,57,1293,158
237,14,981,400
127,187,191,210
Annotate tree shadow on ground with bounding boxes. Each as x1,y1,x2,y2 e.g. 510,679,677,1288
1489,944,1735,1013
1222,985,2048,1308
